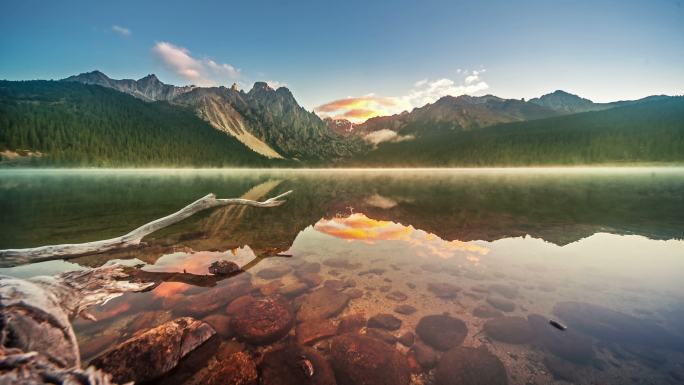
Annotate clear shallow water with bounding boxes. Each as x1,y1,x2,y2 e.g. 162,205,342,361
1,168,684,384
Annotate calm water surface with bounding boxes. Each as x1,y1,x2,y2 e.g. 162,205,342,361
1,168,684,385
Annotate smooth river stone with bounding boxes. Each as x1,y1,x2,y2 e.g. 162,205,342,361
231,295,293,345
386,291,409,301
416,314,468,351
427,282,461,299
331,334,411,385
472,304,504,319
257,265,292,279
436,346,508,385
394,304,417,315
488,283,519,299
368,313,402,330
486,296,516,312
296,319,338,345
297,287,350,322
260,344,337,385
483,316,533,344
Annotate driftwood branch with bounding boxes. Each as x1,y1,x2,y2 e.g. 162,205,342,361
0,190,292,267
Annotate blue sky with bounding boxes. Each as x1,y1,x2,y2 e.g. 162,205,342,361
2,0,682,121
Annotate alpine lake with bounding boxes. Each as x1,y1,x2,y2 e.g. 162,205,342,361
1,168,683,385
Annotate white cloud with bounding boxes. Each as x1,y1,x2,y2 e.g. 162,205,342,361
112,25,131,37
265,80,287,89
315,69,489,123
364,129,415,146
152,41,242,86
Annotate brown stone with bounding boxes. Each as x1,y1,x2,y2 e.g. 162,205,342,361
297,319,338,345
368,314,402,331
365,328,397,344
231,296,294,345
331,334,410,385
208,260,241,276
324,258,362,270
346,288,363,299
338,313,366,334
428,282,461,299
416,315,467,351
486,296,516,312
394,304,417,315
186,351,258,385
297,271,324,287
386,291,408,301
489,283,519,299
436,346,508,385
91,317,216,384
260,344,337,385
260,280,284,296
79,333,118,360
279,281,310,297
297,287,350,322
410,341,439,369
397,332,415,347
483,317,533,344
179,275,252,317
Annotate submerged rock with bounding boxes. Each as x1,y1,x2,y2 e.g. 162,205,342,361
483,317,533,344
436,346,508,385
330,334,410,385
202,314,233,338
231,295,294,345
528,313,595,364
386,291,408,301
323,258,362,270
91,317,216,384
397,332,415,347
394,304,417,315
260,344,337,385
297,287,350,322
185,351,258,385
416,315,468,351
472,304,504,319
279,281,310,297
543,354,579,382
257,265,293,279
486,296,516,312
427,282,461,299
488,283,519,299
178,274,253,317
337,313,367,334
368,314,402,330
297,319,339,345
365,328,397,345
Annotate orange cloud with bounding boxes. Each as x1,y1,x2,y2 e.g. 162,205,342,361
314,213,489,261
315,96,402,123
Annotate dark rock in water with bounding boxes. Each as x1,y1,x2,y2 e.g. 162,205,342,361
330,334,411,385
297,319,338,345
416,315,468,351
406,282,416,289
298,287,350,322
528,313,595,364
483,317,533,344
379,285,391,293
185,351,258,385
428,282,461,299
178,274,253,317
260,344,337,385
553,301,684,352
208,260,241,275
338,313,367,334
386,291,408,301
410,341,439,369
436,346,508,385
488,284,519,299
324,279,352,291
366,328,397,344
473,304,504,319
543,354,578,382
202,314,233,338
394,304,417,315
279,281,310,297
257,265,293,279
397,332,415,347
231,295,294,345
226,295,255,315
368,314,402,330
80,333,119,360
91,317,215,384
323,258,362,270
486,296,516,312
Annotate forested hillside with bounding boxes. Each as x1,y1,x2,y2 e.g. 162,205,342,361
352,97,684,166
0,81,274,167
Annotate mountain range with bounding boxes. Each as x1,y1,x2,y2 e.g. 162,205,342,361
1,70,682,167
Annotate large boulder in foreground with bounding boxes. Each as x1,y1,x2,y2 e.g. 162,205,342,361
415,314,468,351
330,334,410,385
231,295,294,345
90,317,216,384
436,346,508,385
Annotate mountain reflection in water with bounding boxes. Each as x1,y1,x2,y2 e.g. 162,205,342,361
1,168,683,385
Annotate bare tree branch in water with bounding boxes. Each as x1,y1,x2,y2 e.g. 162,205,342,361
0,264,153,384
0,190,293,268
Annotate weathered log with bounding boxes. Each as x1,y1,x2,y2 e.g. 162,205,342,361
1,265,154,384
0,190,292,267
